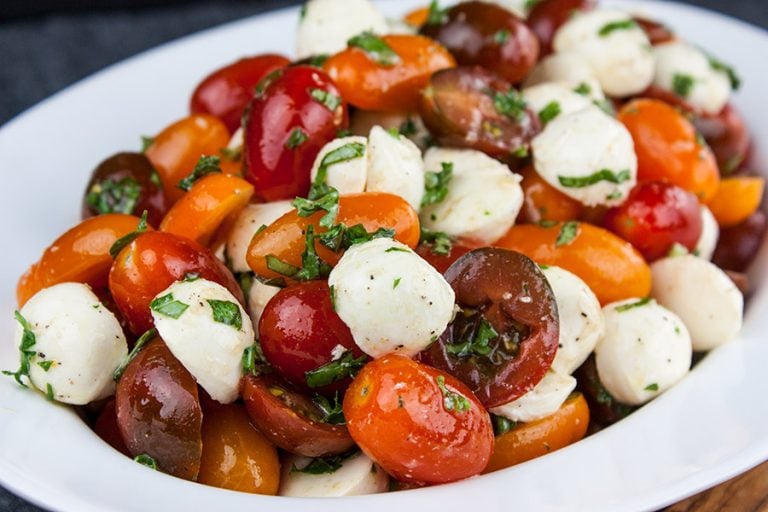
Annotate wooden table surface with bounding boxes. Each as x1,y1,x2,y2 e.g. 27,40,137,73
666,460,768,512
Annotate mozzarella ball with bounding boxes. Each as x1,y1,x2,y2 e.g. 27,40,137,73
328,238,455,358
695,206,719,261
653,41,732,115
280,452,388,497
532,105,637,207
151,279,254,404
420,147,524,245
248,279,281,332
553,9,654,97
350,110,430,150
543,266,604,375
226,126,243,153
490,371,577,423
651,255,743,351
522,82,595,123
524,52,606,102
297,0,388,59
309,136,368,195
596,298,692,406
226,201,294,273
385,17,417,35
14,283,127,405
366,125,425,211
480,0,529,18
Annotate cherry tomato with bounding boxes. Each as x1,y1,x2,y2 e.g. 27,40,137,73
634,16,676,45
419,248,559,408
17,214,147,307
484,393,589,472
403,6,429,28
519,165,583,224
419,66,540,163
323,34,455,112
344,354,493,484
109,231,243,335
190,54,291,133
421,2,539,84
259,280,363,394
242,373,355,457
145,114,230,205
115,337,202,480
93,400,130,456
82,152,167,227
706,177,765,228
246,193,421,283
243,66,347,202
618,99,720,202
415,241,473,274
198,401,280,495
527,0,596,55
713,211,767,272
693,103,752,176
603,182,703,262
575,355,635,429
495,222,652,304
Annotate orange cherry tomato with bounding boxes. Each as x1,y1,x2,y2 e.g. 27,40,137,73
145,114,230,205
219,156,243,177
344,355,494,484
484,393,589,473
323,34,456,112
246,193,420,283
495,222,651,304
198,402,280,495
404,6,429,27
706,176,765,228
618,99,720,202
159,173,254,246
17,214,147,307
519,165,583,223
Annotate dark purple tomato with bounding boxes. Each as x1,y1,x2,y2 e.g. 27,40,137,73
693,103,752,176
527,0,596,55
633,16,676,45
575,354,635,430
713,211,768,272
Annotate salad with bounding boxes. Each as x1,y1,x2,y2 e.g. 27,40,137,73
6,0,765,498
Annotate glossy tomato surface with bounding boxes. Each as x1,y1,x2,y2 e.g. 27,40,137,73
415,241,473,274
713,211,768,272
693,103,752,176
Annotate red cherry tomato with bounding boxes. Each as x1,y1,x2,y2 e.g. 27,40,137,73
419,248,559,408
343,354,494,484
527,0,596,55
243,66,348,201
259,281,363,394
108,231,243,335
603,182,703,262
190,54,291,134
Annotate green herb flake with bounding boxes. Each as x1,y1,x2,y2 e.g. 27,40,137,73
86,177,142,216
538,101,562,124
347,31,400,67
310,88,341,112
393,277,402,289
134,454,159,470
511,145,529,159
538,219,557,228
305,350,368,388
254,69,283,98
329,284,337,311
299,3,307,20
524,0,541,11
207,299,242,330
707,54,741,90
555,221,579,247
598,19,638,37
309,142,366,201
140,135,155,153
425,0,448,25
177,155,222,191
606,190,623,201
493,29,510,44
285,127,309,149
491,414,517,436
45,383,55,401
266,255,300,277
292,189,339,228
615,297,652,313
667,243,690,257
242,342,270,377
436,375,471,414
489,88,527,121
387,126,401,138
220,146,242,162
573,82,592,96
385,247,410,253
149,293,189,319
2,311,37,387
37,360,54,372
644,383,659,392
419,228,453,256
421,162,453,207
312,392,346,425
108,210,149,259
399,117,418,136
672,73,695,98
291,451,357,475
558,169,631,188
446,318,498,358
114,328,157,381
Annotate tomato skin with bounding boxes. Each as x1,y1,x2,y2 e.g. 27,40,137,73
713,211,768,273
242,374,355,457
693,103,752,176
323,34,455,112
575,355,635,429
633,17,676,45
259,281,363,394
415,242,473,274
190,54,291,133
527,0,596,55
419,248,559,408
519,165,583,224
603,182,703,262
243,66,347,202
343,355,494,484
108,231,243,335
706,177,764,228
93,400,130,456
618,99,720,202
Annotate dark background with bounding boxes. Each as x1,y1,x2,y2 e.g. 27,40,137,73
0,0,766,510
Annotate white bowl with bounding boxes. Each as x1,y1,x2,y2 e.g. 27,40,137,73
0,1,767,511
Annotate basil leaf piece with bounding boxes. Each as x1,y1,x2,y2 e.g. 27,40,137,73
242,342,271,377
615,297,652,312
489,88,527,121
310,88,341,112
558,169,631,188
109,210,149,258
207,299,242,330
140,136,155,153
598,19,638,37
707,54,741,90
292,188,339,228
113,328,156,381
421,162,453,207
538,101,561,124
309,142,367,200
347,31,400,67
425,0,448,25
2,311,38,387
419,228,453,256
305,350,368,388
672,73,695,98
266,255,300,277
134,454,159,470
555,221,579,247
177,155,222,191
312,392,346,424
445,318,498,358
290,451,358,475
285,127,309,149
436,375,470,414
86,177,142,216
149,293,189,319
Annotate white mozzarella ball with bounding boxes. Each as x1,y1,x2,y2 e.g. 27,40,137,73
296,0,388,59
553,9,654,97
309,136,368,195
226,127,243,153
350,110,430,150
532,105,637,207
596,298,692,406
522,82,595,123
490,371,577,423
13,283,127,405
385,17,417,35
420,147,523,245
226,201,294,273
695,206,720,261
150,279,254,404
365,125,425,211
280,452,389,497
653,41,732,115
651,255,743,351
542,266,604,375
328,238,455,358
525,52,606,102
248,280,281,332
479,0,529,18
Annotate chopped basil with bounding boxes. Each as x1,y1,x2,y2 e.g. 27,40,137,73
134,454,159,470
387,126,401,138
207,299,242,330
606,190,623,201
347,31,400,67
524,0,541,10
183,272,200,282
309,142,366,200
425,0,448,25
598,19,638,37
291,451,357,475
707,54,741,90
2,311,38,387
329,284,337,311
108,210,149,258
538,219,557,228
312,392,345,424
385,247,410,253
511,145,529,159
538,101,561,124
113,328,157,381
149,169,162,188
393,277,402,289
489,88,527,121
421,162,453,207
45,383,55,401
593,98,615,116
242,342,270,377
140,135,155,153
667,243,689,257
305,350,367,388
299,3,307,20
555,221,579,247
644,383,659,392
267,225,332,281
149,293,189,319
493,29,510,44
446,318,498,358
672,73,695,98
310,88,341,112
254,69,283,98
37,360,54,372
266,255,300,277
178,155,222,191
292,189,339,228
86,177,142,216
573,82,592,96
436,375,470,414
399,117,418,136
558,169,631,188
317,223,394,252
491,414,516,436
615,297,652,312
285,127,309,149
219,146,242,162
419,228,453,256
